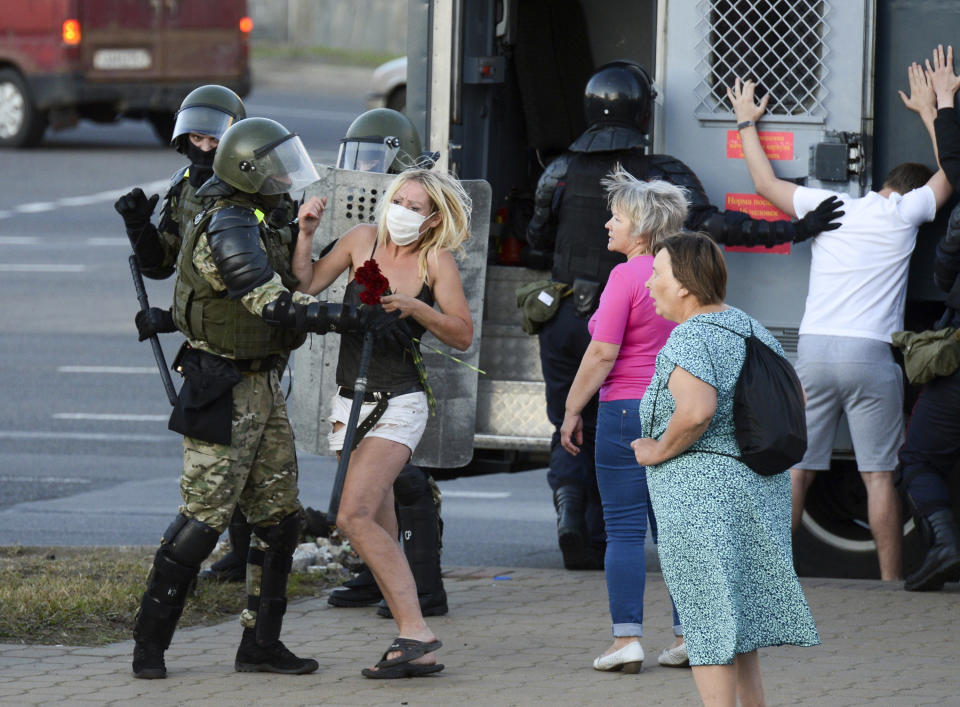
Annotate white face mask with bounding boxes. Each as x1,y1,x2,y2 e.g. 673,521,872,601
386,202,435,246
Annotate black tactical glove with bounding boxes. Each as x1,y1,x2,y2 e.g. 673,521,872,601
793,195,844,242
134,307,176,341
362,305,413,349
114,188,160,232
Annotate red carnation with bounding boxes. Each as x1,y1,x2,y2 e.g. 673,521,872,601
355,259,391,305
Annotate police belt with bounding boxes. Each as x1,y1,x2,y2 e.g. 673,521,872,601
235,354,281,372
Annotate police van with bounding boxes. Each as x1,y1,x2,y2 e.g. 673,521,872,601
291,0,960,579
0,0,252,147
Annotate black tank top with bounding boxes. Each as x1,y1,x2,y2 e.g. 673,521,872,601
335,244,434,392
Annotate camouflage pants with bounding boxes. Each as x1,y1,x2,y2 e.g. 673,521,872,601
179,367,302,530
179,367,302,628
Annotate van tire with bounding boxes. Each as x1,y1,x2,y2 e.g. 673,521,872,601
0,68,47,148
791,462,925,579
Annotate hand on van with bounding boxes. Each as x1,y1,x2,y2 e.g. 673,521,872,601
726,77,769,125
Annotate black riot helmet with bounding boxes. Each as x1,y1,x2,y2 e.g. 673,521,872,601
213,117,319,195
583,61,657,135
171,84,246,154
337,108,425,173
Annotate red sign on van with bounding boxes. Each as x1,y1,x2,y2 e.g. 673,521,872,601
726,130,794,160
723,193,791,254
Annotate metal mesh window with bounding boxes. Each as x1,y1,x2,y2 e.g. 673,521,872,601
694,0,830,122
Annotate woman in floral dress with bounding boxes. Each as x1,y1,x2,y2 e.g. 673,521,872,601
632,232,819,706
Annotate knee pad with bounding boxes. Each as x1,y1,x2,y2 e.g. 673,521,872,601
162,514,221,567
394,464,431,506
252,511,301,555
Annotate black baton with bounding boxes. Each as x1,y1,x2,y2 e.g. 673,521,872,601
327,330,375,523
128,254,178,406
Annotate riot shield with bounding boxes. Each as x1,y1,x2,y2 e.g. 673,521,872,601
289,165,491,469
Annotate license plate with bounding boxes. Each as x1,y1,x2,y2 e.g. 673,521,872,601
92,48,152,70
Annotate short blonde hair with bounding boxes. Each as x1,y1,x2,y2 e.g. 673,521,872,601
601,164,688,250
376,167,472,283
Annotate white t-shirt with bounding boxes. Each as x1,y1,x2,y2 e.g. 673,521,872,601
793,185,936,343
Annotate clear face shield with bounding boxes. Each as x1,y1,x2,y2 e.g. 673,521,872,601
336,136,401,173
253,133,320,195
171,104,238,142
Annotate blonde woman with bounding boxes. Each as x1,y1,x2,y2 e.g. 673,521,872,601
292,168,473,678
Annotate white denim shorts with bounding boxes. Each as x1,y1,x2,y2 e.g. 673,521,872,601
327,390,429,454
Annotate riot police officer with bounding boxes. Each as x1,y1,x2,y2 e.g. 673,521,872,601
527,60,843,570
131,117,391,679
114,85,261,586
320,108,447,619
116,84,247,283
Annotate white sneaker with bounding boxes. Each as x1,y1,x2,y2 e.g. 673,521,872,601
592,641,644,673
657,641,690,667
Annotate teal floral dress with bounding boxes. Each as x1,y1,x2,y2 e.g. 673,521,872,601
639,307,820,665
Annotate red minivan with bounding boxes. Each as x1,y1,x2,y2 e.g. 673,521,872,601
0,0,252,147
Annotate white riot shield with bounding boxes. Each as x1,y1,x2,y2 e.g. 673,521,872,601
289,165,491,469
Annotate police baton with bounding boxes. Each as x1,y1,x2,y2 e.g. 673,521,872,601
326,329,375,523
128,254,178,406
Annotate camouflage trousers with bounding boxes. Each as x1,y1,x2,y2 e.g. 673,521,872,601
178,367,302,629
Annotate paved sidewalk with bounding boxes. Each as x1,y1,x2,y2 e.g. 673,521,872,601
1,568,958,706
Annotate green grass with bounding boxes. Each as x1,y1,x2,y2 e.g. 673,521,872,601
0,546,344,646
251,42,402,68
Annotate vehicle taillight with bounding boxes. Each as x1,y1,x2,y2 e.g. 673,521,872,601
239,16,254,33
62,19,81,45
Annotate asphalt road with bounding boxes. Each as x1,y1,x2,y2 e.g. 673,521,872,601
0,60,623,572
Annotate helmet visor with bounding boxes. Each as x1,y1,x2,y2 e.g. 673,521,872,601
254,134,320,195
336,137,400,173
171,105,238,143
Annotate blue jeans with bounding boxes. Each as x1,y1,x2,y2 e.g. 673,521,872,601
596,400,681,637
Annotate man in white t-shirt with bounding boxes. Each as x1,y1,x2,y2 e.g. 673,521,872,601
728,70,953,580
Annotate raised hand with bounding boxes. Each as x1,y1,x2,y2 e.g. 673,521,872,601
898,62,936,121
114,188,159,230
926,44,960,108
726,77,769,124
297,196,327,236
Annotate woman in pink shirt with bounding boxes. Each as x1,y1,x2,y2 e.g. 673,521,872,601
560,166,688,673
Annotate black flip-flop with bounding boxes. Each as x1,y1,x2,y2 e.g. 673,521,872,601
361,637,444,679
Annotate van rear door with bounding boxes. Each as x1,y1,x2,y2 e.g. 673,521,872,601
77,0,247,84
78,0,163,81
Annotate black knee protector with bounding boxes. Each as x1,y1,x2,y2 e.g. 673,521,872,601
162,514,222,567
134,515,220,647
393,464,431,506
250,512,301,645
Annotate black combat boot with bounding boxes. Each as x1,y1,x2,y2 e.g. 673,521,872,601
199,506,250,583
327,567,384,607
236,513,318,674
234,628,319,674
132,641,166,679
905,509,960,591
554,485,599,570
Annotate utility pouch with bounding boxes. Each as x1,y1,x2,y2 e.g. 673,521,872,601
572,278,600,319
891,327,960,385
168,343,243,445
515,279,571,335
